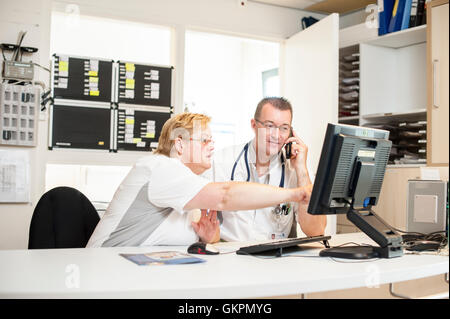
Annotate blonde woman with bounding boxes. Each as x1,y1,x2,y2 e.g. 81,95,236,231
87,113,313,247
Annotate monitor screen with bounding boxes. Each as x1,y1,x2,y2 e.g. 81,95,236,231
308,123,392,215
306,123,405,259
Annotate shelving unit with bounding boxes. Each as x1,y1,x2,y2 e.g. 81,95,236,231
361,109,427,123
362,111,427,165
338,22,428,167
333,6,448,234
338,115,359,123
365,25,427,49
339,21,427,50
338,44,360,125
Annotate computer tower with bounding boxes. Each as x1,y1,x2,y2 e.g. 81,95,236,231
406,180,447,234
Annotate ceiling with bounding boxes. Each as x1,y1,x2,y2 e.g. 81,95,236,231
252,0,376,14
251,0,325,10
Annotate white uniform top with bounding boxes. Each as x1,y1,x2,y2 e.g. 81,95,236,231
87,154,210,247
206,139,303,242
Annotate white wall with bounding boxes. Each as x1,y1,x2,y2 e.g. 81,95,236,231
0,0,326,249
50,12,172,65
0,0,52,250
339,8,370,29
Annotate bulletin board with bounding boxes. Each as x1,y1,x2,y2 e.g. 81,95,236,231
50,104,112,151
116,107,171,152
117,61,172,107
52,54,113,103
49,54,174,153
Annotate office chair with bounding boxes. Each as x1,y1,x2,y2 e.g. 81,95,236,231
28,186,100,249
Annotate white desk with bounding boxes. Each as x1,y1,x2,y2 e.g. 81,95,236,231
0,233,448,298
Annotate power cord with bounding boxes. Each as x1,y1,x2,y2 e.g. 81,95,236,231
401,233,448,252
338,199,448,252
40,89,53,111
32,62,51,73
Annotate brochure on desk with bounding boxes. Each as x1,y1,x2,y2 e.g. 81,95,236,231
120,251,206,266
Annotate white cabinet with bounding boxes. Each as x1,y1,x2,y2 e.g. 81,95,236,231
282,14,340,236
282,9,448,234
337,22,431,166
337,4,449,168
282,13,339,176
428,0,449,166
339,22,378,49
360,28,427,117
283,17,431,168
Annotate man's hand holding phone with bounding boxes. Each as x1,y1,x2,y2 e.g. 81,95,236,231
284,129,311,187
285,129,308,168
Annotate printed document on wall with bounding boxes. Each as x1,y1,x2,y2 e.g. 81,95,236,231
0,150,30,203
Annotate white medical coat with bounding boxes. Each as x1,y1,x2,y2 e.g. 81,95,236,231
205,139,306,241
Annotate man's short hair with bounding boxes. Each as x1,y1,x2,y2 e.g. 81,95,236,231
254,97,293,122
154,112,211,156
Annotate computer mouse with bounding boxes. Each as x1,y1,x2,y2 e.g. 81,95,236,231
405,240,441,252
187,242,220,255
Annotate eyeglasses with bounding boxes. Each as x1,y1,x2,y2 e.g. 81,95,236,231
189,136,214,146
255,119,291,134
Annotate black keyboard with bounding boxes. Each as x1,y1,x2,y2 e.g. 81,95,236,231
236,235,331,256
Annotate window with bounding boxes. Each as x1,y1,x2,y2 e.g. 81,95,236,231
45,164,131,213
184,31,280,150
262,68,280,98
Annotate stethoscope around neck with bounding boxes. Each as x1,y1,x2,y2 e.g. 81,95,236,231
230,142,286,188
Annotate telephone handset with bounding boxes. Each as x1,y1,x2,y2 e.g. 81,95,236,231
284,130,294,159
285,142,292,159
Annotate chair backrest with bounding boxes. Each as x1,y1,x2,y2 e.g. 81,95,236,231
28,187,100,249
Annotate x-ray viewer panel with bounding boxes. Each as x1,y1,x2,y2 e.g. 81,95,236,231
51,104,111,150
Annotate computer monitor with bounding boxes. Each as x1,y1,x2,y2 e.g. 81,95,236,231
308,123,403,259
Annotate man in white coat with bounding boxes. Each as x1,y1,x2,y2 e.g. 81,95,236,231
207,97,327,241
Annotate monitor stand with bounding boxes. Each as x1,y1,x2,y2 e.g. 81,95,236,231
319,207,404,260
319,246,379,259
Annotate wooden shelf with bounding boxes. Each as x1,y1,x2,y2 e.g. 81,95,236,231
387,164,427,168
306,0,376,14
339,115,360,122
365,25,427,49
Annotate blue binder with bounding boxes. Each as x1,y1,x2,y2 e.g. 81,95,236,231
379,0,395,35
388,0,407,33
401,0,413,30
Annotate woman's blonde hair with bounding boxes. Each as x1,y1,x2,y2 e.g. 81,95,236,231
154,112,211,156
